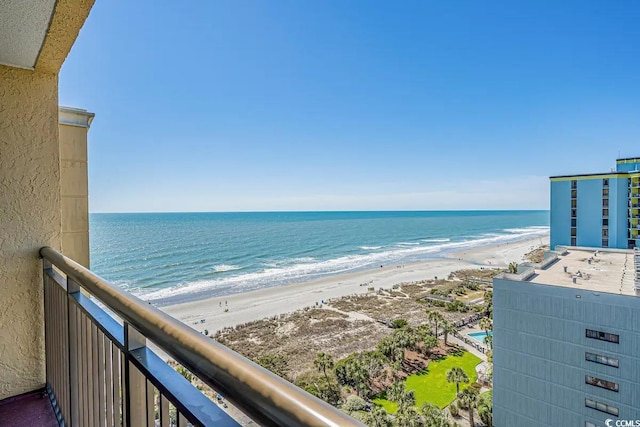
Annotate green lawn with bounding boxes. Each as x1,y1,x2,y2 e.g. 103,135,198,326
372,351,482,412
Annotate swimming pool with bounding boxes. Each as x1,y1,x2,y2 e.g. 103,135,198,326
468,331,493,344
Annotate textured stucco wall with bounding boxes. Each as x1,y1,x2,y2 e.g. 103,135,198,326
60,123,90,268
36,0,96,74
0,65,61,399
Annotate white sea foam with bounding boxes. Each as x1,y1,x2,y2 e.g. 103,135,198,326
396,242,420,246
421,238,451,243
288,257,316,264
213,264,242,273
141,225,549,302
360,246,383,250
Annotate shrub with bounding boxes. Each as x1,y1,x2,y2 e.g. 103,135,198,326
342,395,367,412
391,318,408,329
295,372,341,406
468,382,482,394
446,300,468,312
464,281,480,291
255,354,290,381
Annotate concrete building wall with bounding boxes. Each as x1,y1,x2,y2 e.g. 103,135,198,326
550,180,571,249
611,177,629,249
576,179,603,247
59,107,94,268
616,160,640,173
0,65,61,399
493,278,640,427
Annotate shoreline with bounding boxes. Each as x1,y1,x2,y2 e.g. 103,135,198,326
163,233,548,333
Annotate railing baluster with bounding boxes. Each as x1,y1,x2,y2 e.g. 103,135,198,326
146,380,155,427
61,284,70,423
178,411,188,427
54,280,62,419
80,310,88,426
112,344,121,427
125,323,146,426
105,340,114,427
121,351,127,426
97,329,106,427
92,323,100,427
68,280,81,426
44,273,51,397
159,394,169,427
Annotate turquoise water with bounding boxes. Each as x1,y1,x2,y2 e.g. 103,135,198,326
90,210,548,304
468,331,493,343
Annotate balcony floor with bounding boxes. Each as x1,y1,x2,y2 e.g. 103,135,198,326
0,389,58,427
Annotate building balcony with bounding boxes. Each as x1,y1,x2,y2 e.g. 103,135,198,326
3,247,362,427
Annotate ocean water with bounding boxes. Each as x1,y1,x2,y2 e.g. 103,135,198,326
90,211,549,305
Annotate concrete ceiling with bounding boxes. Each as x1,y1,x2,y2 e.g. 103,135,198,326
0,0,57,69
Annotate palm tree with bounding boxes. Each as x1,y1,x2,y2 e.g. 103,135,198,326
394,406,423,427
427,311,444,337
314,352,334,389
479,317,492,335
420,403,450,427
441,320,456,346
387,380,406,402
446,366,469,394
458,390,479,426
484,334,493,350
508,262,518,274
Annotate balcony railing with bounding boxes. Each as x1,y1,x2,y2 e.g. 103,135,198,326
40,247,363,427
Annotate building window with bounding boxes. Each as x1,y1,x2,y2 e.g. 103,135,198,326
586,329,619,343
603,208,609,217
602,218,608,226
572,209,577,218
572,180,577,189
571,228,577,237
602,199,609,207
586,375,619,392
572,189,577,198
602,239,609,247
572,199,578,208
572,218,577,227
585,398,619,416
571,237,577,246
602,188,609,197
603,178,609,187
585,352,619,368
602,229,608,238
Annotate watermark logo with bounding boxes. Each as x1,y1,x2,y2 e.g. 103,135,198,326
605,420,640,427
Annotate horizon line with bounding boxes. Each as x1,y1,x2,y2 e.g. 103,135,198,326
88,208,551,214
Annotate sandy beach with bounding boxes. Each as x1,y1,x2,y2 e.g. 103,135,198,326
162,234,548,333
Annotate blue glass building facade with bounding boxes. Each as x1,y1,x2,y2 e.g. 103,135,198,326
550,157,640,250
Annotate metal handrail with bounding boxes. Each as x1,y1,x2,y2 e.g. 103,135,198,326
40,247,363,427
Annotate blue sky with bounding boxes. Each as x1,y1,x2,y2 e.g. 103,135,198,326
60,1,640,212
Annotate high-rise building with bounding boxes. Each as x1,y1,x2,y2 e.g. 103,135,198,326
550,157,640,250
493,247,640,427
